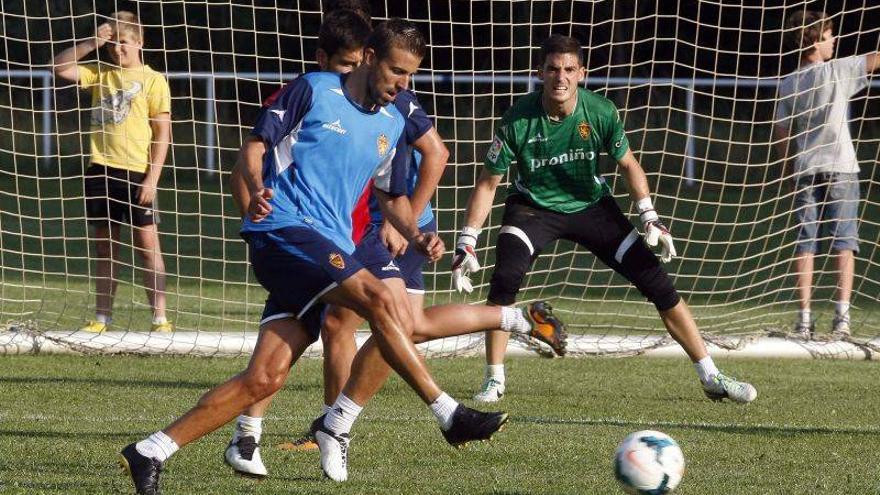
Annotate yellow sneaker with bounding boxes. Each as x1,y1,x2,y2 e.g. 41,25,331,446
151,321,174,333
79,320,107,333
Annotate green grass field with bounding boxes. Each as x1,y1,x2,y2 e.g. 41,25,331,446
1,355,878,494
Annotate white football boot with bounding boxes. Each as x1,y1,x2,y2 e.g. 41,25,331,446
702,373,757,404
224,436,268,478
310,415,350,482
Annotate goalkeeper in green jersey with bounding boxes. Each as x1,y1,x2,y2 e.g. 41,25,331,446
452,34,757,405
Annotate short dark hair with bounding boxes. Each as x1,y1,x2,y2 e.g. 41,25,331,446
785,10,835,55
539,34,584,67
366,18,426,60
318,9,372,58
324,0,371,25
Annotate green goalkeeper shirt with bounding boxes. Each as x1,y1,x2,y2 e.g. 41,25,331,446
484,87,630,213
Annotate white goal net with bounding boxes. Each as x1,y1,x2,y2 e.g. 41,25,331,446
1,1,878,357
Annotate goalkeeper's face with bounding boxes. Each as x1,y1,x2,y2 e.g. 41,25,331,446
366,47,422,106
538,53,585,105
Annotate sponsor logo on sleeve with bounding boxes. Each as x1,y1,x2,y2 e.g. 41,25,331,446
487,134,503,163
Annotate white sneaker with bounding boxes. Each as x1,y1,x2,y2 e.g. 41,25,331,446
224,436,268,478
702,373,757,404
310,415,350,482
472,378,505,403
831,317,851,340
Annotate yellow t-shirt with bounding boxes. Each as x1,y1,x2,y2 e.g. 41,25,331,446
78,63,171,173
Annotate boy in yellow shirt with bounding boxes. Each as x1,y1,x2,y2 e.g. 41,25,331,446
53,11,172,333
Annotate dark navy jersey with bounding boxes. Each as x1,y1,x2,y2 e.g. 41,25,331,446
241,72,408,254
366,90,435,228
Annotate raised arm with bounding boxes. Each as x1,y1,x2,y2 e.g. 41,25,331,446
866,52,880,73
53,23,112,83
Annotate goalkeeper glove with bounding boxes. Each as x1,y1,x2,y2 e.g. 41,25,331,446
637,197,677,263
451,226,481,293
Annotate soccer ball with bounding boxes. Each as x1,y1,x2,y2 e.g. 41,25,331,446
613,430,685,494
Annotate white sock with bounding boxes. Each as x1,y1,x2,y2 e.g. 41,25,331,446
135,431,179,462
798,309,812,324
430,392,459,431
322,403,333,415
835,302,850,320
500,306,530,334
324,394,363,435
694,356,719,385
233,414,263,443
486,364,505,384
152,315,168,325
96,313,110,325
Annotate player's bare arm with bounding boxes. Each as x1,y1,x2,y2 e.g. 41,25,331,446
616,149,676,263
380,127,449,257
236,135,272,222
450,168,502,292
52,22,112,82
374,188,444,261
866,52,880,72
138,112,171,205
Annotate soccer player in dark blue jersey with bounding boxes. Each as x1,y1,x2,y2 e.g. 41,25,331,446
119,20,507,493
222,14,563,482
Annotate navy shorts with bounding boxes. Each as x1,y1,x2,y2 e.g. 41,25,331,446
353,219,435,293
794,172,860,254
243,227,363,341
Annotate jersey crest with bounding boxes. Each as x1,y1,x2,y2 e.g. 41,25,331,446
578,121,591,140
378,133,389,156
329,253,346,269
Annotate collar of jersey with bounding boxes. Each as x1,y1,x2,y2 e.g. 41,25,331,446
337,72,384,116
540,89,580,125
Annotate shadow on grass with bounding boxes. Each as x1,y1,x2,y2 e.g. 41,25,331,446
0,376,320,392
515,415,880,437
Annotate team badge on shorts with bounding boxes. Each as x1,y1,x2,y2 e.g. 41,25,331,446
329,253,346,269
377,133,389,156
578,121,591,140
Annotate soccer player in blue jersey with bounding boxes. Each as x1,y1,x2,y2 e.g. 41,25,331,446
119,20,508,494
223,11,565,482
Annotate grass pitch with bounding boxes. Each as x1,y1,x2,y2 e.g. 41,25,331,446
1,355,878,494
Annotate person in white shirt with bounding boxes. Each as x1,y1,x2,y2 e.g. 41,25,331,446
774,10,879,339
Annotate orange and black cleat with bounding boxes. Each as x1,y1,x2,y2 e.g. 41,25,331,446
527,301,568,356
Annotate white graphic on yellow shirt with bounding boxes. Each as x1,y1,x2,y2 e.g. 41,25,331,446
92,81,143,125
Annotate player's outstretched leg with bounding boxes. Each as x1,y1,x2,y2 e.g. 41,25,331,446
119,443,163,495
524,301,568,356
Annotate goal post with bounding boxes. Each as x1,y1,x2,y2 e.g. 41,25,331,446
1,1,878,358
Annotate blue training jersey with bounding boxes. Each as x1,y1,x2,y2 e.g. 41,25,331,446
367,90,435,228
241,72,408,254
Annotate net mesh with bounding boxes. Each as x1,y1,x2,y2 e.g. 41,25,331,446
1,1,878,356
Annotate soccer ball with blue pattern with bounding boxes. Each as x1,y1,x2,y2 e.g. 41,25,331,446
614,430,685,494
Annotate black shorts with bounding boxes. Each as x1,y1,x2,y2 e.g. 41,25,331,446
84,164,159,227
487,194,679,310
